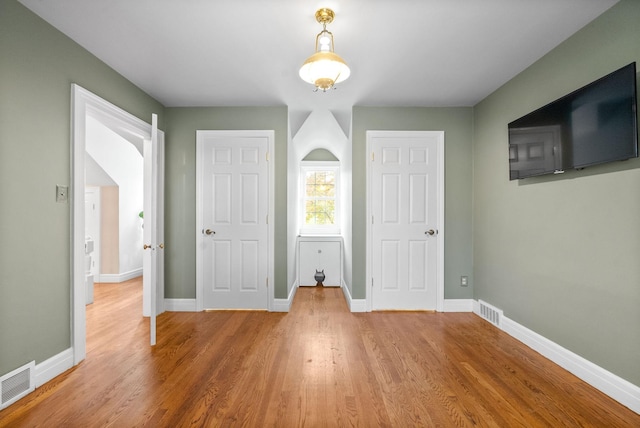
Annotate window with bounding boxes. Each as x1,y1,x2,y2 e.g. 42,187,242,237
300,162,340,234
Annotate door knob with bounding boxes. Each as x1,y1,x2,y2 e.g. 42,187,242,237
143,244,152,249
425,229,437,236
158,243,164,249
205,229,215,235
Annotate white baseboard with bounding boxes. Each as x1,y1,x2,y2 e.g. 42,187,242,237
164,298,197,312
164,286,302,313
98,268,143,283
273,281,298,312
342,284,367,312
473,301,640,415
443,299,474,312
35,348,74,388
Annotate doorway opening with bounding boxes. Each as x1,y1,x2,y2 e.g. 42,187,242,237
84,115,145,353
85,114,145,289
71,84,164,364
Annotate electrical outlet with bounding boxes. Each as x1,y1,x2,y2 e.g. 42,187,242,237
56,185,68,202
461,276,468,287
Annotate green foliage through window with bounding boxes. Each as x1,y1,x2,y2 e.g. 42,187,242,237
304,170,336,226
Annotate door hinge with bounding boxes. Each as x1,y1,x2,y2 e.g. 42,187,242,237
266,214,268,225
371,152,375,161
266,152,269,161
371,278,374,288
266,277,269,288
372,215,374,224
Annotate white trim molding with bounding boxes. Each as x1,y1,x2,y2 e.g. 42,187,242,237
2,349,73,409
443,299,474,312
273,282,298,312
164,299,197,312
342,285,367,313
473,300,640,414
98,269,143,284
501,316,640,414
35,348,74,388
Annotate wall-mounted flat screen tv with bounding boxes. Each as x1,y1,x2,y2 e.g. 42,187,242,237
508,62,638,180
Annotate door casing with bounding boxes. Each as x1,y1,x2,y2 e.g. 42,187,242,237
71,84,163,363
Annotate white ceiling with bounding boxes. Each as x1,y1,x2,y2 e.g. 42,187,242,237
19,0,618,115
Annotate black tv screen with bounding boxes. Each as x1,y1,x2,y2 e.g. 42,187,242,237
508,62,638,180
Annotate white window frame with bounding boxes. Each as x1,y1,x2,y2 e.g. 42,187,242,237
299,161,340,235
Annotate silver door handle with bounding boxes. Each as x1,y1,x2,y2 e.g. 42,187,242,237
204,229,215,235
425,229,437,236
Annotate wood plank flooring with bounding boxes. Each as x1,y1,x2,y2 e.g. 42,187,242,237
1,278,638,427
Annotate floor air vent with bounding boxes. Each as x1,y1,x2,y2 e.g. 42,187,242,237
478,300,503,328
1,361,35,410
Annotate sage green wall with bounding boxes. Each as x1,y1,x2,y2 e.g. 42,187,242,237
473,0,640,386
0,0,164,375
163,107,288,299
351,107,474,300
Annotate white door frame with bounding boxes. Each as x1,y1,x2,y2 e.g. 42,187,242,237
71,84,161,363
195,130,275,312
365,130,445,312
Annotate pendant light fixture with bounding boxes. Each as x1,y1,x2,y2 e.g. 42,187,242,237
299,8,350,92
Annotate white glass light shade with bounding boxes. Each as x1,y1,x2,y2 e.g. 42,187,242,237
299,51,351,91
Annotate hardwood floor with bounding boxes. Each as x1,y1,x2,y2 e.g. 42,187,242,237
1,278,638,427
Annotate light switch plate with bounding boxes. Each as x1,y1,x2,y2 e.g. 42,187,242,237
56,185,68,202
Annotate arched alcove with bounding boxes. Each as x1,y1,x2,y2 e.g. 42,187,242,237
287,110,353,300
302,148,339,162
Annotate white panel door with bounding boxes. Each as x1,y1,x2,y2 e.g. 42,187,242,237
197,131,269,310
369,131,442,310
143,113,165,346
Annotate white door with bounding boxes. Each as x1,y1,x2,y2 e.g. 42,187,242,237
142,114,165,345
197,131,271,310
368,131,444,310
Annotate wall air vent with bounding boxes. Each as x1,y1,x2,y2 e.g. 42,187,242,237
477,300,503,328
1,361,35,410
